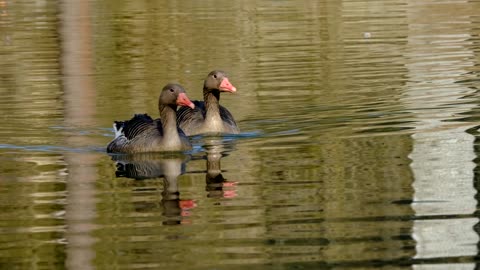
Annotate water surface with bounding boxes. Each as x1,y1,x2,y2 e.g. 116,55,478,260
1,0,480,269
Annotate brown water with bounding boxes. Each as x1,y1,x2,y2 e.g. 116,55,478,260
1,0,480,269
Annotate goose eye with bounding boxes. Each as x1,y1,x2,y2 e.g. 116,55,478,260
213,74,217,79
169,88,174,92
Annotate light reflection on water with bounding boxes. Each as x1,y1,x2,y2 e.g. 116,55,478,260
0,0,480,269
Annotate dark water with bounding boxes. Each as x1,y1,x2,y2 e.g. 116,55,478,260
1,0,480,269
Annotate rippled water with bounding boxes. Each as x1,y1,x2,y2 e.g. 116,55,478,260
1,0,480,269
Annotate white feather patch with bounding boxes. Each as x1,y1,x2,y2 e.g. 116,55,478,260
113,123,124,139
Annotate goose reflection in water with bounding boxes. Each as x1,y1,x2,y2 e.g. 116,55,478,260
202,138,238,199
112,153,196,225
109,137,239,225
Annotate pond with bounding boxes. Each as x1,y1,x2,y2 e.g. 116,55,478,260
1,0,480,269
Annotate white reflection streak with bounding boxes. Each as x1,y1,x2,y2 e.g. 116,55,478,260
404,1,478,268
61,1,97,269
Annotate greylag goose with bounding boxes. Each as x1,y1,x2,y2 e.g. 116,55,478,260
176,70,239,136
107,84,195,153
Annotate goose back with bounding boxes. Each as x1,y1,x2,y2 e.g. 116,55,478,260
177,101,239,135
107,84,194,154
107,113,191,153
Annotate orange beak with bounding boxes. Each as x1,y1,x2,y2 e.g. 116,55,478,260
176,93,195,109
218,77,237,93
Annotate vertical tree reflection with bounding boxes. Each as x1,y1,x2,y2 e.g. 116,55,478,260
60,1,97,269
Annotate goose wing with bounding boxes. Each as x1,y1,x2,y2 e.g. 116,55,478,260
219,105,238,129
176,100,205,133
122,114,156,140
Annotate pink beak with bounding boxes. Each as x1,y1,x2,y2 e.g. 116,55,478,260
177,93,195,109
218,77,237,93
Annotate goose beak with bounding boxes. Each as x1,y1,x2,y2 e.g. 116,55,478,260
177,93,195,109
218,77,237,93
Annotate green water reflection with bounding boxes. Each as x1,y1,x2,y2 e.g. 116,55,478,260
0,0,480,269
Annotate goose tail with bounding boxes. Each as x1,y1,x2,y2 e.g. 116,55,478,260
113,121,125,139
